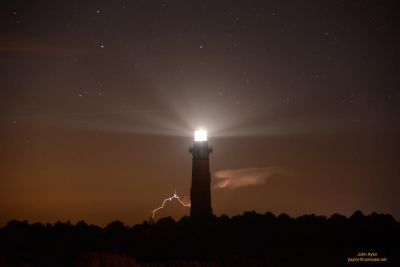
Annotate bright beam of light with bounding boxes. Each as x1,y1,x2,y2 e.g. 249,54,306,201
194,129,207,141
151,190,191,220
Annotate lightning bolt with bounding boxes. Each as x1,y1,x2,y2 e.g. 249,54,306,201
151,190,191,220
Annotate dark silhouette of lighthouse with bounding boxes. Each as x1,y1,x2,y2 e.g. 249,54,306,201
189,129,213,219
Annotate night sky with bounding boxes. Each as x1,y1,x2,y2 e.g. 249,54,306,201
1,0,399,226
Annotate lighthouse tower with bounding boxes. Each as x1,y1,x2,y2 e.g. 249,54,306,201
189,129,213,219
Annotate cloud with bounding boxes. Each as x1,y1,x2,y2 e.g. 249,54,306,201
213,167,285,190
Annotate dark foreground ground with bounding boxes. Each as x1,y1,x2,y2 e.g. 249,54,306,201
0,211,399,267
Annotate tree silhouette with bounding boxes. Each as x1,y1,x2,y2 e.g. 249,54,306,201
0,211,398,267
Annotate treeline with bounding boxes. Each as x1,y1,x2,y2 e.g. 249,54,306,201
0,211,399,267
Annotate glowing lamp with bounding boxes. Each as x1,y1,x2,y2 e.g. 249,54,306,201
194,129,207,142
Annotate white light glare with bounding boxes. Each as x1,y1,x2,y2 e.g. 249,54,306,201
194,129,207,141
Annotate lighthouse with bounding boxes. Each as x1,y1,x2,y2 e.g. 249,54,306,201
189,129,213,219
